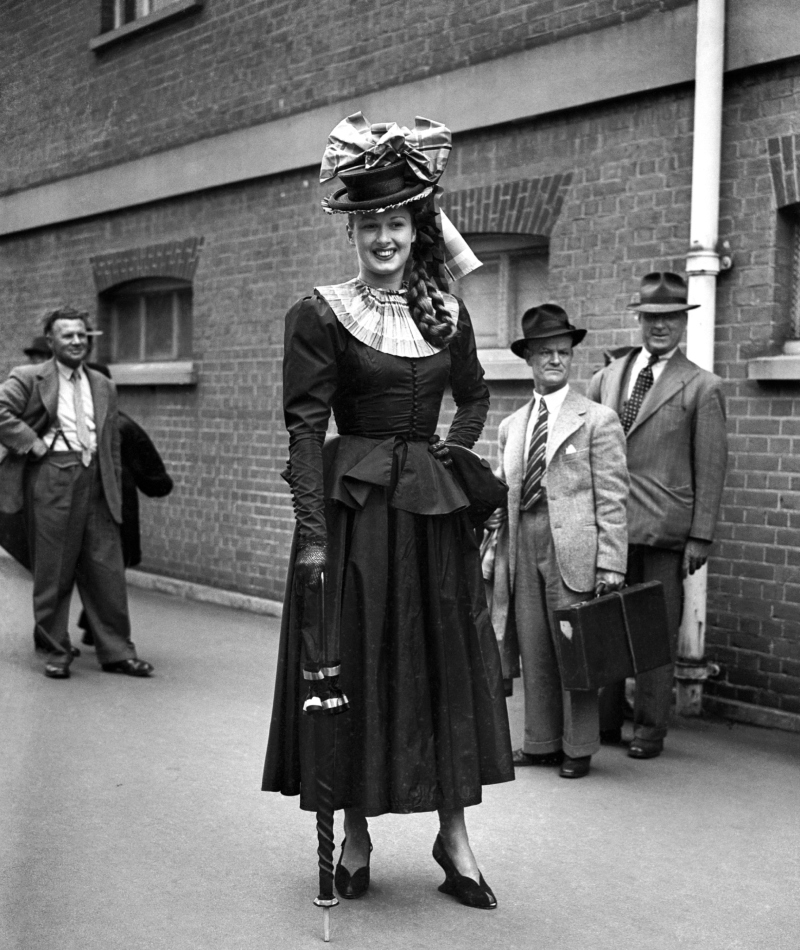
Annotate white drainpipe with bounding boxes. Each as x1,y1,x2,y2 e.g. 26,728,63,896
678,0,727,715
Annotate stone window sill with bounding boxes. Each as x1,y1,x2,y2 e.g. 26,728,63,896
90,1,203,52
110,361,197,386
747,355,800,382
478,349,530,381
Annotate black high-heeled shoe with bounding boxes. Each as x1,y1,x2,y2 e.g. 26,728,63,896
334,836,372,899
432,835,497,909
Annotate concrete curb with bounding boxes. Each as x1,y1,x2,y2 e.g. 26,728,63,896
126,568,284,618
703,695,800,733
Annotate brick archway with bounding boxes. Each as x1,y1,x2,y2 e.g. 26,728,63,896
440,173,572,236
90,237,204,292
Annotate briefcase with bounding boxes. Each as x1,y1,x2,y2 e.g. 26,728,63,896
552,581,672,691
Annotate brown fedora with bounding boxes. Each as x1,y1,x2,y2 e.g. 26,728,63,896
627,272,700,313
510,304,586,358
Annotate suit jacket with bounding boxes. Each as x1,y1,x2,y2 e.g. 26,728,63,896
587,347,728,550
496,387,629,593
0,359,123,522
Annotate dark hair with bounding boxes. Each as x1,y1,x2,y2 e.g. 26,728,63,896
406,201,458,348
42,307,91,337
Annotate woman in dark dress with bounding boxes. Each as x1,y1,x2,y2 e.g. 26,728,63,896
263,114,513,909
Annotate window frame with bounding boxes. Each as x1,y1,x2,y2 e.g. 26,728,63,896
99,277,197,387
92,0,204,52
454,233,549,380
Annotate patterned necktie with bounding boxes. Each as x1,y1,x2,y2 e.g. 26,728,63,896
71,369,93,467
520,398,548,511
620,354,659,434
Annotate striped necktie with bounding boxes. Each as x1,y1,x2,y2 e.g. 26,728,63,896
520,398,548,511
620,353,659,434
71,369,93,467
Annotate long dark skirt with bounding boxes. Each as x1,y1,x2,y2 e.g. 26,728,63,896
262,488,514,816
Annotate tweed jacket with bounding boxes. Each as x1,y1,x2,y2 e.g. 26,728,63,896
495,387,629,593
0,359,123,521
587,347,728,550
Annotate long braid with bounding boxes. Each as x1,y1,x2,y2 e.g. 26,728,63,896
406,204,459,348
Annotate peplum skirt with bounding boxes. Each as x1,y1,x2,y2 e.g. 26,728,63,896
262,434,514,815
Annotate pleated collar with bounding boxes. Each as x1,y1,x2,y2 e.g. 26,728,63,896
316,278,459,358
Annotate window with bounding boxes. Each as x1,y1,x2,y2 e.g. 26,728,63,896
112,0,175,27
106,279,192,363
90,237,202,384
93,0,203,51
452,234,549,379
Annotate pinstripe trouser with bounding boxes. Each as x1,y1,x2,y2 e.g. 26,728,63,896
514,502,600,759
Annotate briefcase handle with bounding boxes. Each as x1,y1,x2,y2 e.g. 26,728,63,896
605,589,641,676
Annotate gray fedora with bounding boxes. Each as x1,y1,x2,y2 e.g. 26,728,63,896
510,304,587,358
627,272,700,313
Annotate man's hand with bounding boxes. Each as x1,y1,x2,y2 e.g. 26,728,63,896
594,570,625,597
28,439,48,460
682,538,711,578
428,435,452,467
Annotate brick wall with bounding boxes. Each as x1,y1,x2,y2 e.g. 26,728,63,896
0,0,690,194
3,9,800,713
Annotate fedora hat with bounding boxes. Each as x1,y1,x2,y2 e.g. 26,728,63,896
627,272,700,313
324,161,433,214
23,335,52,358
510,304,587,358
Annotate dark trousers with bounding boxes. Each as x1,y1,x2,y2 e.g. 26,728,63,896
599,545,683,742
25,452,136,669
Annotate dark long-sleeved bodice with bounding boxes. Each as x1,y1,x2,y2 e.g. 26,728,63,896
265,286,514,813
283,290,490,544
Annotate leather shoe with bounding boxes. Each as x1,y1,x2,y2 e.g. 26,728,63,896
512,748,564,767
432,835,496,909
559,755,591,778
334,836,372,899
101,658,154,677
628,738,663,759
44,663,70,679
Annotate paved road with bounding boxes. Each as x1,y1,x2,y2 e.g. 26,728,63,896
1,552,798,950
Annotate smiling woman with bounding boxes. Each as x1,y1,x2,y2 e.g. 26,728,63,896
262,113,514,912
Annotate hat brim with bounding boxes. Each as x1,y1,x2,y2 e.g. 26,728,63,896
323,183,433,214
627,302,700,313
510,327,587,357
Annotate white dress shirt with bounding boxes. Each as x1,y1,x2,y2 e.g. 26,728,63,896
44,361,97,452
523,383,570,468
625,346,679,399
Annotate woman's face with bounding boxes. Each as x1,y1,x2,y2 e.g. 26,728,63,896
349,208,416,289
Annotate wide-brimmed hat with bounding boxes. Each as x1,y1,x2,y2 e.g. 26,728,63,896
510,304,587,358
324,161,433,213
23,335,52,357
320,112,451,215
627,272,700,313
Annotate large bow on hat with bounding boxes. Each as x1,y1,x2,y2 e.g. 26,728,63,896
319,112,452,186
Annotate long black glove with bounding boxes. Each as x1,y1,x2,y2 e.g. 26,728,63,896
295,540,327,591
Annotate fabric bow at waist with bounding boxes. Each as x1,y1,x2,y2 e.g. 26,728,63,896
323,434,468,516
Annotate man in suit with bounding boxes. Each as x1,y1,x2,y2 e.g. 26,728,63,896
494,305,629,779
587,272,728,758
0,307,153,679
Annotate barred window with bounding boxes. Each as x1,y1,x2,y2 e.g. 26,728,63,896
94,0,203,50
453,234,549,352
112,0,175,27
104,279,192,364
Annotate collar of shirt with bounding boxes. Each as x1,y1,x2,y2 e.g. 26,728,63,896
56,359,81,382
626,346,678,398
524,384,570,466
